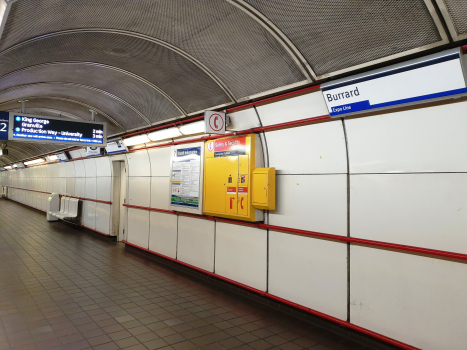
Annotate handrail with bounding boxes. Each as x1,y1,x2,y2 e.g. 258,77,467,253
122,239,420,350
122,203,467,263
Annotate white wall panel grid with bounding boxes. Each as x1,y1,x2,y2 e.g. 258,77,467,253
147,147,172,177
269,174,347,236
74,160,86,177
345,101,467,173
149,212,177,259
59,178,66,195
127,208,149,249
58,163,67,177
256,90,328,126
82,201,96,230
65,162,76,178
351,246,467,350
84,178,97,199
269,230,348,320
128,177,151,207
127,150,151,177
95,203,111,235
227,108,261,131
150,177,170,210
68,149,82,159
351,173,467,254
96,177,111,202
95,157,112,177
215,222,267,291
66,178,75,196
266,121,347,174
75,178,85,198
177,216,215,272
83,159,97,177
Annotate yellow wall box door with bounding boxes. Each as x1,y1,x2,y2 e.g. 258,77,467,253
204,134,264,222
252,168,276,210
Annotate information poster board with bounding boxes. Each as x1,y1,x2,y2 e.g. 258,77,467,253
170,146,201,209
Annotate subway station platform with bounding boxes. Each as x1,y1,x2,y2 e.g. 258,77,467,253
0,199,389,350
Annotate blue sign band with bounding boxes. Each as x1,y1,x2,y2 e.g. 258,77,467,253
329,87,467,116
12,132,104,144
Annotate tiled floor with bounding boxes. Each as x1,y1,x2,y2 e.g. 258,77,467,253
0,199,380,350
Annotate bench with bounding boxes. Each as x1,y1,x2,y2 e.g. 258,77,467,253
48,196,81,223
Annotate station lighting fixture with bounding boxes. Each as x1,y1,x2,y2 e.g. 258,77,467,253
48,155,59,161
179,121,205,135
122,134,150,147
148,127,181,142
24,158,46,166
4,165,11,170
12,164,17,168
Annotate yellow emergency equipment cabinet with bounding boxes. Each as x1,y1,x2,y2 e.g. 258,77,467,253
252,168,276,210
204,134,264,222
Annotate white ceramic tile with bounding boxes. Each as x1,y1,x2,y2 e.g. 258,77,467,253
269,230,347,320
75,178,85,198
49,164,59,177
256,90,328,126
74,160,86,177
127,150,151,177
149,212,177,259
95,157,112,177
269,175,347,236
52,179,60,194
65,162,76,178
66,178,75,196
68,150,82,159
147,147,172,177
96,177,111,202
84,178,97,199
59,178,66,195
95,203,111,235
150,177,170,210
350,173,467,253
351,245,467,350
58,163,67,177
82,201,96,229
83,158,97,177
215,223,267,291
177,216,215,272
128,177,151,207
346,101,467,173
127,208,149,249
227,108,261,131
266,120,347,174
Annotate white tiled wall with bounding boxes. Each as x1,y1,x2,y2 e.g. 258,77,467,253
215,222,267,291
177,216,215,272
351,246,467,350
269,174,347,236
3,93,467,350
269,230,348,320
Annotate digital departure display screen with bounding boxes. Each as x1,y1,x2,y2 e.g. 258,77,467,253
10,113,106,146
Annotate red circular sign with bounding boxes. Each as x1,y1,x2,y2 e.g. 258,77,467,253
209,113,224,132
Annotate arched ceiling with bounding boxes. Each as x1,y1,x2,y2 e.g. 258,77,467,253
0,0,464,166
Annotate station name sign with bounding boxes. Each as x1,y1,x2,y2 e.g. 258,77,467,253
321,48,467,117
8,113,107,146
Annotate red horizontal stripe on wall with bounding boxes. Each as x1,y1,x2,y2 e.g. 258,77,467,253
121,240,420,350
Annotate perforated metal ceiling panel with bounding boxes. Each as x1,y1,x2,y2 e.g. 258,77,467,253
436,0,467,40
242,0,447,78
2,0,308,100
0,32,232,114
0,63,184,124
0,82,150,130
